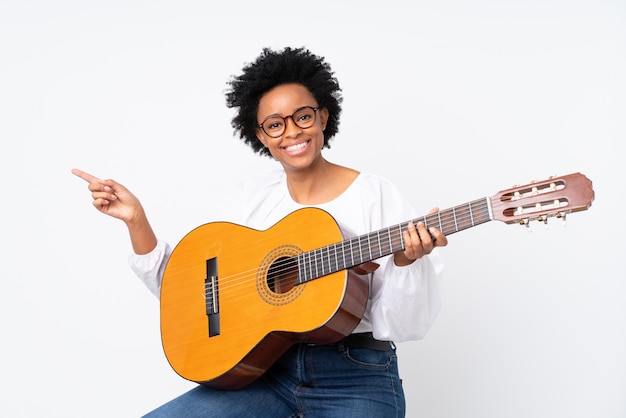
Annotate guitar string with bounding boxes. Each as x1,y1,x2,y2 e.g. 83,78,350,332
208,197,568,307
201,207,490,303
173,178,579,301
208,203,490,296
208,193,570,302
191,203,493,304
207,206,484,291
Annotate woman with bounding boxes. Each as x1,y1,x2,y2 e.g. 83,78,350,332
73,46,447,417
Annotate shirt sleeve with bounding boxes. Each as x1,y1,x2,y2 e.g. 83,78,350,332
370,249,444,342
128,239,172,298
357,174,445,342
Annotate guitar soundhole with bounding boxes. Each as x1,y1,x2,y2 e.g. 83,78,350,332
257,245,305,306
267,257,298,293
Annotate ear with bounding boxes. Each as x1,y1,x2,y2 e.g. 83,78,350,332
319,107,330,131
255,127,267,147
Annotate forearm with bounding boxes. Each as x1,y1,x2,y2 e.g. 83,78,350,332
125,210,158,255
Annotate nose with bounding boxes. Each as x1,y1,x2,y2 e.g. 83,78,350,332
282,116,302,137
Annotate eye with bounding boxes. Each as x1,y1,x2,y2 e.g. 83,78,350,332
296,113,312,122
294,108,316,125
265,119,284,131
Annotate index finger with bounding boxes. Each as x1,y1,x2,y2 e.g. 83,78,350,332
71,168,103,184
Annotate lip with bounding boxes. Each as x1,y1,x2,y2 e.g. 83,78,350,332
281,139,311,155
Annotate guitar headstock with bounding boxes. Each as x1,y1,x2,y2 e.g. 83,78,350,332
490,172,594,225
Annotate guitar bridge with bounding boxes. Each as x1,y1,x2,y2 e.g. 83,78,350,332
205,257,220,337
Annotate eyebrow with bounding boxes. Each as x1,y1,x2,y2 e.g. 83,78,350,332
259,105,317,122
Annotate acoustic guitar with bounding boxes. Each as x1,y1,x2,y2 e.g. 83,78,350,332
160,172,594,389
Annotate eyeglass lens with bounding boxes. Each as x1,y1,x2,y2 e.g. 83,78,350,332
261,107,317,137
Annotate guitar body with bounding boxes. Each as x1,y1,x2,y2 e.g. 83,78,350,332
160,207,369,390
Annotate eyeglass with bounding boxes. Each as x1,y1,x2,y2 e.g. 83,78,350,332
257,106,319,138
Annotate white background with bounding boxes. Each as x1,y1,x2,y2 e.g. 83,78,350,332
2,0,625,416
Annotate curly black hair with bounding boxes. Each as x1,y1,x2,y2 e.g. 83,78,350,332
225,47,343,157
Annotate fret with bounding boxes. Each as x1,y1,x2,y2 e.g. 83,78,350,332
305,250,312,280
320,248,326,275
439,207,456,235
452,206,458,231
345,239,351,265
472,199,491,225
299,252,310,284
314,248,320,278
307,250,314,282
357,234,370,264
326,245,332,274
298,254,306,283
357,235,363,265
374,230,382,259
347,239,356,268
357,237,364,264
454,203,471,231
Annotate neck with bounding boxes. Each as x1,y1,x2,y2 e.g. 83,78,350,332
284,159,359,205
284,158,328,202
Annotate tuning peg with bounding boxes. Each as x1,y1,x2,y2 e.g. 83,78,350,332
519,218,533,232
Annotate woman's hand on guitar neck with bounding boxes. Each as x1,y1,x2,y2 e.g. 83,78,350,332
394,207,448,267
71,168,158,254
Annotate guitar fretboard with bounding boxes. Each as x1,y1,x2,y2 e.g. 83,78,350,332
296,197,492,284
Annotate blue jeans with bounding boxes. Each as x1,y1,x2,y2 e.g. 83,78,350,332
143,341,406,417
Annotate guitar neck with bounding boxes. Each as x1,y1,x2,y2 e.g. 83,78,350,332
297,197,492,284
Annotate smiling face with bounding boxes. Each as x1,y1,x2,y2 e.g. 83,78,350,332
256,83,329,173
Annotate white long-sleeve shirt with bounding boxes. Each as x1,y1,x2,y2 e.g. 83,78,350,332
129,169,444,342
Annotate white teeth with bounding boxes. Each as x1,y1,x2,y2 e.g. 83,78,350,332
285,142,307,152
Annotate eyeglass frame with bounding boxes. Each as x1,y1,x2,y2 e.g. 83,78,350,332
256,106,320,138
